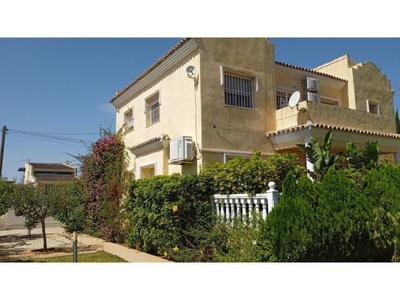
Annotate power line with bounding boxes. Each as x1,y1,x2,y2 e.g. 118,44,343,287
8,132,89,147
7,128,94,146
29,132,99,136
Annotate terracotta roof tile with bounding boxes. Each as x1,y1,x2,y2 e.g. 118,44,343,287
130,136,161,151
266,123,400,139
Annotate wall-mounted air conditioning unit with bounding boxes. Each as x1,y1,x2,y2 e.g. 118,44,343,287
307,92,320,103
170,136,195,164
305,76,319,92
302,76,320,101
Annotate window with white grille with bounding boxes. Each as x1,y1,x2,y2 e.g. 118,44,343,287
224,73,254,109
320,98,339,106
124,109,134,131
146,94,160,126
276,89,293,109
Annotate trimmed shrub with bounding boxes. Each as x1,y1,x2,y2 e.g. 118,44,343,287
200,151,304,195
259,167,400,262
125,173,215,262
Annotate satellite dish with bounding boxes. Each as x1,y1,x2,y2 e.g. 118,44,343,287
186,66,197,79
288,91,301,108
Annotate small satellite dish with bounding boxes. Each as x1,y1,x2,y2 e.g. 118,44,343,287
288,91,301,108
186,66,197,79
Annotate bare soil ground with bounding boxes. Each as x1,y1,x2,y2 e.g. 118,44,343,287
0,233,98,262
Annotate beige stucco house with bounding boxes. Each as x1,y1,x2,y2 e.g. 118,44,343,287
0,162,76,230
18,161,77,185
110,38,400,179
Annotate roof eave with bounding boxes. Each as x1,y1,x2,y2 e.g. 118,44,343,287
110,38,198,108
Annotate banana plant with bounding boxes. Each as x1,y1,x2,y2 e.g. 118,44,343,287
346,141,380,170
296,130,341,181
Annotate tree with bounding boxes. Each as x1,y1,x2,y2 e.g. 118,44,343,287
0,179,13,216
395,108,400,134
76,129,130,242
296,130,341,181
53,179,88,234
8,184,63,251
260,166,400,262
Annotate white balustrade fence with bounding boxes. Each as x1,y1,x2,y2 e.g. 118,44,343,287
212,181,280,223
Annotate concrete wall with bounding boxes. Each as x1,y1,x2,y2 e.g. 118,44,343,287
0,210,59,231
196,38,277,165
116,46,201,176
276,101,396,134
315,55,396,131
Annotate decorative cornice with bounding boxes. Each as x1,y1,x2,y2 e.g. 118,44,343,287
130,134,170,156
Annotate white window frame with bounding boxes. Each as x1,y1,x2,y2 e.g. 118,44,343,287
123,108,134,131
145,92,160,126
366,99,380,114
139,162,157,179
320,95,341,107
276,87,294,109
220,66,257,109
223,152,252,163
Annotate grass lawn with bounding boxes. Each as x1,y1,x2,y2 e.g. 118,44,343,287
31,250,127,262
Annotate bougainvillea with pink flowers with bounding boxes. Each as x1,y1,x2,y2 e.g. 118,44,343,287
78,130,130,242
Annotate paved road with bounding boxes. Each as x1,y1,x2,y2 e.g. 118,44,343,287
0,226,170,262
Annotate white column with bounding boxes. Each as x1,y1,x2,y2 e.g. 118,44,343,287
235,198,240,221
229,198,235,223
304,136,315,180
261,198,268,220
240,198,247,222
247,198,253,222
224,198,229,223
215,199,221,218
267,181,280,213
253,198,260,215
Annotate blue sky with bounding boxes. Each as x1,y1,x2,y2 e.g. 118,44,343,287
1,37,399,181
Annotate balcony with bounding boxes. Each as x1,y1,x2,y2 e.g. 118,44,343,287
275,100,396,134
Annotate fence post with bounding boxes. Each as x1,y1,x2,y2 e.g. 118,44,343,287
266,181,279,213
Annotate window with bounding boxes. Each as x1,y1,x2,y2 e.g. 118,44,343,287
224,73,255,109
124,109,134,131
146,94,160,126
276,89,293,109
366,100,380,114
320,98,339,106
140,164,155,179
223,153,252,163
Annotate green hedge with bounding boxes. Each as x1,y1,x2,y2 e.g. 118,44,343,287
200,151,304,194
124,173,215,261
259,165,400,262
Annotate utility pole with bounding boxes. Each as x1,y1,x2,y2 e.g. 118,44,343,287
0,126,7,178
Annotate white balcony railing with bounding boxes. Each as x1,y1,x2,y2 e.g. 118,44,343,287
211,182,280,223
